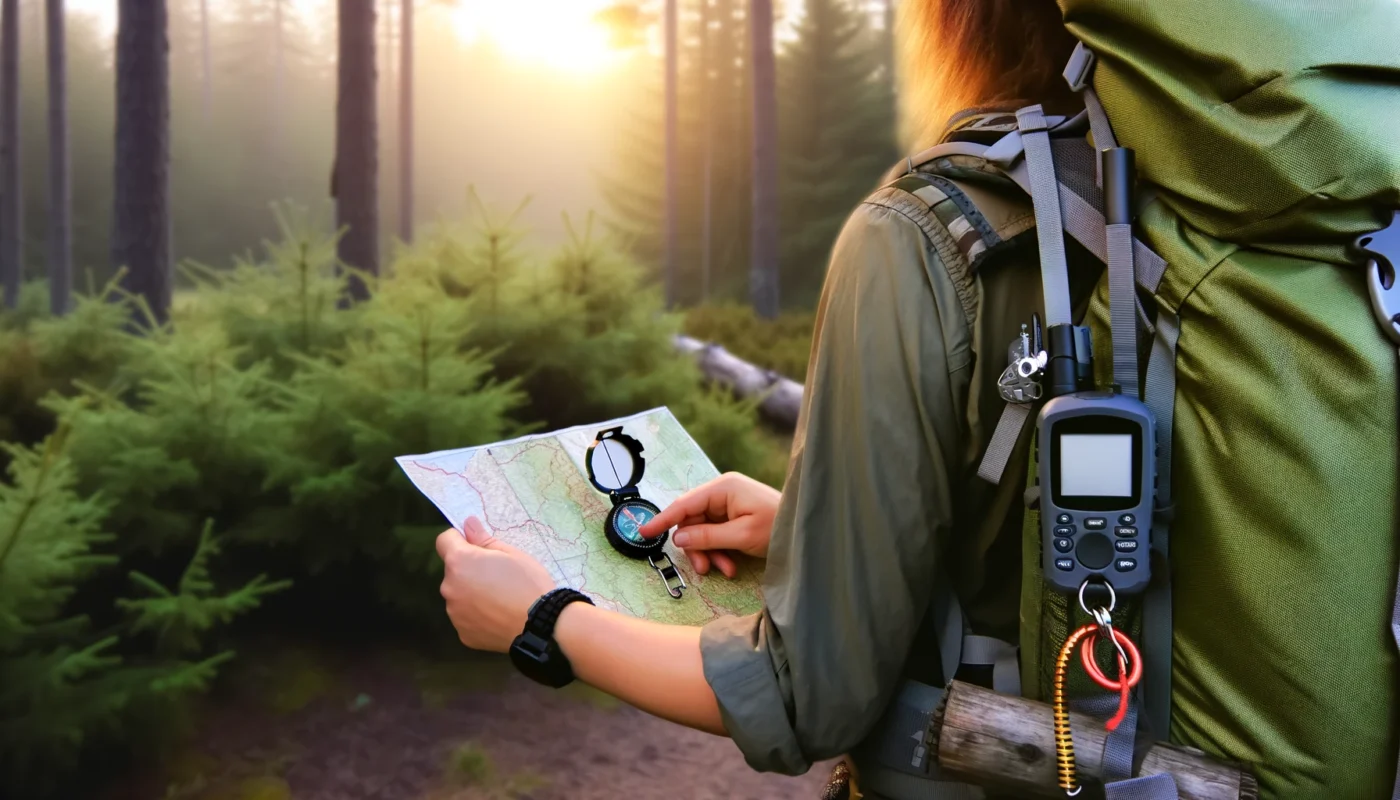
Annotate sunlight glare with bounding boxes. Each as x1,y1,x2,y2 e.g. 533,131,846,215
451,1,627,74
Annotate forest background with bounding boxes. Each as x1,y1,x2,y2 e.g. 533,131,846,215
0,0,904,796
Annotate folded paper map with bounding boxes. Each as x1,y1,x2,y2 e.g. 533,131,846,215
396,407,764,625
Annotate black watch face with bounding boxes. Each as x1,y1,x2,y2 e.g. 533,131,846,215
605,499,667,558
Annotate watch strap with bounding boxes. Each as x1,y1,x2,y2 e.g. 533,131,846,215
525,588,594,640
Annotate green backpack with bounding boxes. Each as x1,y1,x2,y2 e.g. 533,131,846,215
862,2,1400,798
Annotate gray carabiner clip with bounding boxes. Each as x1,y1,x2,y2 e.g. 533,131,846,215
1356,210,1400,345
999,323,1048,403
648,552,687,599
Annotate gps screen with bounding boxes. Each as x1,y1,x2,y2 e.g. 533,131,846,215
1059,433,1133,497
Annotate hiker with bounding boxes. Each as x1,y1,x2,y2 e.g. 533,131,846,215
436,1,1400,798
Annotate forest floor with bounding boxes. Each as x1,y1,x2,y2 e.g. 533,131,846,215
101,640,834,800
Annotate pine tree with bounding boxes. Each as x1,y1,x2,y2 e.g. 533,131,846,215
113,0,173,326
335,0,379,302
604,0,897,312
601,0,754,307
46,0,71,316
776,0,896,309
0,427,285,797
1,0,21,309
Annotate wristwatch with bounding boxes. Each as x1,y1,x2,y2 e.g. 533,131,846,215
509,588,595,688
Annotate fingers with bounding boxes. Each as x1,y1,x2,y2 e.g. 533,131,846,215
640,492,711,538
710,551,738,579
685,547,712,575
640,474,736,537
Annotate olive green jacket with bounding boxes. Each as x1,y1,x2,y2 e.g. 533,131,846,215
697,157,1059,781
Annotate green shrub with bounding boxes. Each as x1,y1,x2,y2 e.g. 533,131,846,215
0,198,790,795
0,427,283,798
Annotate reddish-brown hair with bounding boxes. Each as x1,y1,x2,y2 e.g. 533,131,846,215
897,0,1080,150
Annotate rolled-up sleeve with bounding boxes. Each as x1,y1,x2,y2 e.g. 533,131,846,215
700,199,968,775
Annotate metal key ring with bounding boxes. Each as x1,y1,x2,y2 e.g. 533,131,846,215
1078,580,1116,616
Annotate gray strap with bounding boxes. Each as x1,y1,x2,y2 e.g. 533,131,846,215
1393,548,1400,800
960,634,1021,695
1141,311,1180,741
1100,697,1139,781
931,577,963,687
1082,87,1117,186
858,767,985,800
1016,106,1073,327
1107,222,1140,398
1083,87,1118,151
976,402,1032,485
858,680,986,798
1104,774,1180,800
1048,172,1168,300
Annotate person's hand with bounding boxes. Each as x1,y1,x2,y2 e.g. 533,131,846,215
436,517,557,653
638,472,780,579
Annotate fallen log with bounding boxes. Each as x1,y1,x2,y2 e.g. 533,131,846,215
673,334,803,429
934,680,1258,800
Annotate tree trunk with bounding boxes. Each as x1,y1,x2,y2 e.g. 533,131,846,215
113,0,171,326
699,0,713,303
1,0,20,309
46,0,69,316
934,681,1259,800
199,0,210,122
273,0,284,176
334,0,378,303
748,0,779,318
663,0,678,308
398,0,412,244
673,335,803,428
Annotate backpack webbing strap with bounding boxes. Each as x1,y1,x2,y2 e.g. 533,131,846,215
1394,564,1400,799
976,402,1033,485
1015,105,1074,327
974,108,1077,488
855,679,986,800
1141,310,1180,743
1104,774,1180,800
1108,221,1141,399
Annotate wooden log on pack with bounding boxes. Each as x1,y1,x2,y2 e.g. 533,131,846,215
672,334,803,428
934,680,1258,800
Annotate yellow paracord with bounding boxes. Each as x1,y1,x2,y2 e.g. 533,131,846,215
1053,625,1095,795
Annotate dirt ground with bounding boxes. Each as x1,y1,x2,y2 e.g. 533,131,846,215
103,644,834,800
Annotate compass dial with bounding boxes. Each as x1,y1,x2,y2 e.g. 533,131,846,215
604,498,666,558
614,500,658,545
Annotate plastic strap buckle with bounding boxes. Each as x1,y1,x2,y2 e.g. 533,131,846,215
1355,210,1400,345
1063,42,1097,92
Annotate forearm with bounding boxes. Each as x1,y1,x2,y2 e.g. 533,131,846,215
555,602,727,736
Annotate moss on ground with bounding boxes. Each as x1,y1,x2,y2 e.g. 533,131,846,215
435,741,553,799
411,651,516,709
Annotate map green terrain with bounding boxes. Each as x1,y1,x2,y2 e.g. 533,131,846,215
397,407,764,625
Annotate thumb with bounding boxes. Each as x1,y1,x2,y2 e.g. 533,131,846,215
461,516,525,556
461,517,499,548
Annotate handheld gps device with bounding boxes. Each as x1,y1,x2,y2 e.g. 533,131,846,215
584,427,687,599
1037,391,1155,594
1035,146,1157,597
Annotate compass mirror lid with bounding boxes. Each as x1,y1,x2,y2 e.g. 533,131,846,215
585,428,646,494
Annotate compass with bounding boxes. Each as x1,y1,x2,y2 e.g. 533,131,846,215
585,427,687,599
